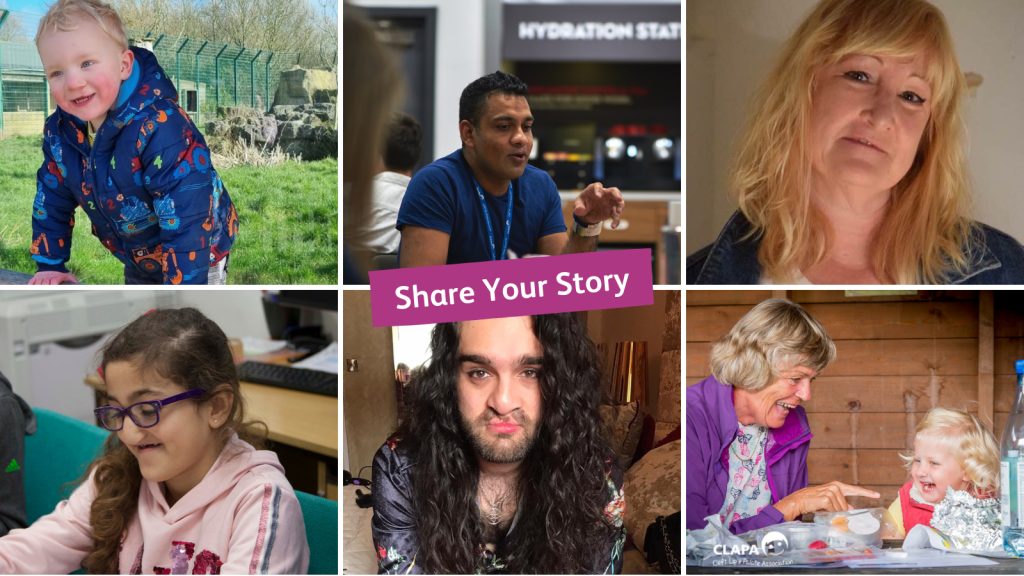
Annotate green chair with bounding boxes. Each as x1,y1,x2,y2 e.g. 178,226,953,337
23,408,108,524
295,490,339,575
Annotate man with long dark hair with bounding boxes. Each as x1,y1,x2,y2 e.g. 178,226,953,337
371,314,626,574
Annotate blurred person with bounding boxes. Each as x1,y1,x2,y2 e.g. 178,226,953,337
348,113,422,255
397,71,627,268
0,371,35,537
371,314,625,573
343,2,402,284
687,0,1024,284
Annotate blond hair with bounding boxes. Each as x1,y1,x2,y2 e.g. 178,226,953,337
899,408,1000,497
35,0,129,51
733,0,974,284
709,298,836,392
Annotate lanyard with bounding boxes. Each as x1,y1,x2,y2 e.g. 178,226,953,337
472,178,513,261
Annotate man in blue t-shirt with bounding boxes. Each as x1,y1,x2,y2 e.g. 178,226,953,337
396,71,626,267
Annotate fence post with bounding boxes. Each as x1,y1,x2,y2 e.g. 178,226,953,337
194,41,208,124
265,52,274,112
250,50,262,108
0,9,9,139
233,48,245,106
175,38,190,99
215,45,228,114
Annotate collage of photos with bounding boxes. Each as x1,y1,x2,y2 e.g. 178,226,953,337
12,0,1024,573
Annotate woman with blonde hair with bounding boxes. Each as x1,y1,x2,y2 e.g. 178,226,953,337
687,0,1024,284
687,298,881,534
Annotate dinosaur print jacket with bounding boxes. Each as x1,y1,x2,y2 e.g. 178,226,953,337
31,46,237,284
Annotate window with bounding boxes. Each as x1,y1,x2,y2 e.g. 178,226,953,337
2,80,47,113
186,90,198,113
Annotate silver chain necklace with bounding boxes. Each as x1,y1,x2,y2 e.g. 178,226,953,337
482,491,505,526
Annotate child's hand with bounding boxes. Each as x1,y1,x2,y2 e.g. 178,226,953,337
28,271,79,285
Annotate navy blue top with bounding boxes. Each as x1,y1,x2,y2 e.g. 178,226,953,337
396,149,566,265
687,210,1024,285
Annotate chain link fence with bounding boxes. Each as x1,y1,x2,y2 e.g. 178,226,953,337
0,9,336,138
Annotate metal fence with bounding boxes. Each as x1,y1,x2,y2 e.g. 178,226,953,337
0,9,337,138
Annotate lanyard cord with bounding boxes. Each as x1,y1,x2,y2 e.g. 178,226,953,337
472,179,513,261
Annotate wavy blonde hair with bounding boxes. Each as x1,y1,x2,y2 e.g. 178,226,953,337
709,298,836,392
35,0,129,51
899,408,1000,497
733,0,974,284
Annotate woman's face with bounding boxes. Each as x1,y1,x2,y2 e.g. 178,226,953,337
808,53,933,194
735,365,817,429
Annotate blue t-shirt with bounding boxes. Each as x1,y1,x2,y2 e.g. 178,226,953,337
396,149,567,265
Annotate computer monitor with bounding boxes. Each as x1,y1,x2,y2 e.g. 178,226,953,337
275,290,338,311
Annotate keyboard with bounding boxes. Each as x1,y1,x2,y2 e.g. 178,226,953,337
237,361,338,397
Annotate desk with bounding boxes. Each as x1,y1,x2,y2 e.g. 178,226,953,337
84,369,339,499
689,540,1024,574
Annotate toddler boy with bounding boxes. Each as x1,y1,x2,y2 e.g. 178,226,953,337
29,0,238,285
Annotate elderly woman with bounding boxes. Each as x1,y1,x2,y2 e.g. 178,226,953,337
687,298,879,534
687,0,1024,284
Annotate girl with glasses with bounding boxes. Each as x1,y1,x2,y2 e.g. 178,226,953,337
0,307,309,574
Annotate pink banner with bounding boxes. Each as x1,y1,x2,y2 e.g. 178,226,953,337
369,249,653,327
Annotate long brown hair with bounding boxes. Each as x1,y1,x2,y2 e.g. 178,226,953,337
81,308,266,574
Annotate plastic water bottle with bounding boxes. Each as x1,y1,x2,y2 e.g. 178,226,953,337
1001,360,1024,556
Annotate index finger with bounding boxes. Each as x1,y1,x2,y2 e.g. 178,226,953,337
832,482,881,498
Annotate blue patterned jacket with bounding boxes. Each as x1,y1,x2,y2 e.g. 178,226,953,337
31,47,237,284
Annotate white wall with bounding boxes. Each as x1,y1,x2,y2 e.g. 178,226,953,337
352,0,486,161
686,0,1024,253
177,291,270,340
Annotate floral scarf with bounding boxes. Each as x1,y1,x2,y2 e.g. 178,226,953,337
718,422,772,530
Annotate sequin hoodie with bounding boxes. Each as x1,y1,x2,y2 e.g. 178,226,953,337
31,47,238,284
0,435,309,574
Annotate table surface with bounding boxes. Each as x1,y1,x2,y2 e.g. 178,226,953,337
689,540,1024,574
85,369,338,458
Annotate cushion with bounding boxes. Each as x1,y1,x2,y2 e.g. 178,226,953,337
599,401,645,470
623,439,681,555
631,414,657,466
654,424,681,449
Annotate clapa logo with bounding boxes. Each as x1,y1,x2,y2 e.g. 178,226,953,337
761,531,789,556
711,531,788,556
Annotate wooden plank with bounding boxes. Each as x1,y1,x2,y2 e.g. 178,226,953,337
808,449,908,485
686,301,978,342
979,292,995,432
993,293,1024,337
802,375,979,413
688,339,979,378
790,291,976,304
686,290,773,306
995,338,1024,373
807,412,1007,449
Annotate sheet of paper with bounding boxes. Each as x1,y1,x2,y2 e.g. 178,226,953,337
241,337,289,355
292,342,339,374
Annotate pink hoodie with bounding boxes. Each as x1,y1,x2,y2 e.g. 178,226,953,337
0,435,309,574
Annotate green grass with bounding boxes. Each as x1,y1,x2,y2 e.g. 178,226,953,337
0,135,338,284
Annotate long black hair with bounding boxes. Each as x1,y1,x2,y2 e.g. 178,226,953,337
395,313,617,573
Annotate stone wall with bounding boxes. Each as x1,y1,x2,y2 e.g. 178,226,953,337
273,66,338,106
205,102,337,162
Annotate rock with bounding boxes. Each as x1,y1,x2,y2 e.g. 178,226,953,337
272,67,338,106
217,106,263,119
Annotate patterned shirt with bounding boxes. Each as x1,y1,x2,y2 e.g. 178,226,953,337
718,422,772,530
370,437,626,574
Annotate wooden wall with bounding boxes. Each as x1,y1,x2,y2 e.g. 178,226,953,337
687,290,1024,510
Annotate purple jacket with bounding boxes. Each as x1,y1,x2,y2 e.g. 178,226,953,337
686,375,812,534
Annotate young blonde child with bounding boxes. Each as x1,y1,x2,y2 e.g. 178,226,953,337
0,308,308,573
888,408,1000,538
29,0,238,285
